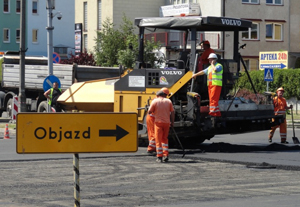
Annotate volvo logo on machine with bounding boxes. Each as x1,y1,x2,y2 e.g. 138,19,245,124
161,70,183,75
221,18,242,26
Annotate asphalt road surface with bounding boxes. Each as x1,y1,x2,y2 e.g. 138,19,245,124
1,129,300,206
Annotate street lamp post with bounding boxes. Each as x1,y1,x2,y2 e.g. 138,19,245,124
19,0,27,113
46,0,55,76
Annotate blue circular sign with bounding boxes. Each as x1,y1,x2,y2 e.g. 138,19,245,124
43,75,61,91
53,52,61,64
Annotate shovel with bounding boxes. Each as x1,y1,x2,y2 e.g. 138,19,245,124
171,127,186,158
291,107,300,144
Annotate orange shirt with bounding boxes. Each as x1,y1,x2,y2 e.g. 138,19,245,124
273,96,287,115
148,97,174,124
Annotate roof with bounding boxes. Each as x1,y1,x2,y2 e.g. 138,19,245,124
135,16,252,31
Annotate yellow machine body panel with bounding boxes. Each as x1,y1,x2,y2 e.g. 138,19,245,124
114,71,193,122
58,78,118,112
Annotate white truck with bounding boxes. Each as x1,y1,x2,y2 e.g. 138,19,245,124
0,53,121,117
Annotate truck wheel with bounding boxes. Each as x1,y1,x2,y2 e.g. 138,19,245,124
38,101,48,113
6,99,13,118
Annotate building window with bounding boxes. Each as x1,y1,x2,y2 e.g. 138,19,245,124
84,34,88,50
97,0,102,30
242,0,259,3
32,29,38,43
32,0,38,14
16,0,21,13
3,29,10,42
16,29,20,42
4,0,10,13
266,23,282,40
266,0,282,5
84,2,88,31
242,22,259,40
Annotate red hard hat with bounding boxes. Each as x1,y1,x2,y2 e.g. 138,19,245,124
203,40,210,45
161,87,169,95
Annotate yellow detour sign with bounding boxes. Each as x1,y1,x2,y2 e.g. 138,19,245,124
17,113,138,154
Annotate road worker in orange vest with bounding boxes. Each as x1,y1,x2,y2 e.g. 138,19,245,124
192,53,223,117
269,87,293,144
148,87,175,163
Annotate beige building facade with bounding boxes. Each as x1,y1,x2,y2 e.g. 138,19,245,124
224,0,300,70
75,0,165,52
75,0,300,70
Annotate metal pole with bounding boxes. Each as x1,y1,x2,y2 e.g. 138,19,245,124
19,0,27,113
46,0,54,112
73,154,80,207
46,0,54,76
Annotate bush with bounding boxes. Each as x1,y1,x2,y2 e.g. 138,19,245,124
236,69,300,99
60,49,96,66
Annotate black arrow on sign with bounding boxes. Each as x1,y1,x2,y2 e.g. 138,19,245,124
99,125,129,141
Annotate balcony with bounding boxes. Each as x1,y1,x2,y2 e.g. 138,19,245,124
145,31,220,50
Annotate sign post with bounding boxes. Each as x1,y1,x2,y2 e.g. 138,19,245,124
264,68,274,92
17,112,138,207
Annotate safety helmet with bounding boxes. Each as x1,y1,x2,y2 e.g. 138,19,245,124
208,53,218,59
277,87,285,92
161,87,169,95
199,40,210,46
203,40,210,45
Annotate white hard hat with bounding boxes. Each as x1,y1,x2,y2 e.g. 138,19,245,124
208,53,218,59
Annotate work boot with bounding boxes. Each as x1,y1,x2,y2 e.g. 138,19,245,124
147,150,156,156
156,157,163,163
163,156,169,162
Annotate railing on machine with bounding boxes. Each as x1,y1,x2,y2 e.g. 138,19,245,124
145,32,220,50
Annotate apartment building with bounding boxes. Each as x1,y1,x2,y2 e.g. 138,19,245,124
75,0,165,52
0,0,75,58
0,0,20,55
74,0,299,69
224,0,300,70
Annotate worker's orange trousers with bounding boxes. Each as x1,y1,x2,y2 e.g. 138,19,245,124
154,122,170,158
146,114,156,152
208,85,221,117
269,118,287,142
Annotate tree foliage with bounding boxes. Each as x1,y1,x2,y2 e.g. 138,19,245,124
236,69,300,99
95,14,163,68
94,18,125,67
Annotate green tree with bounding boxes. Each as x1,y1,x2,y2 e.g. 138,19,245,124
94,18,125,67
95,14,163,68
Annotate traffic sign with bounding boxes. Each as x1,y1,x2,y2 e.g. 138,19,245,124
16,113,138,153
53,52,61,63
259,51,288,70
264,68,273,81
43,75,61,91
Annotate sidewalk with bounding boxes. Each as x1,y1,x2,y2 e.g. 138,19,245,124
286,120,300,128
0,120,299,138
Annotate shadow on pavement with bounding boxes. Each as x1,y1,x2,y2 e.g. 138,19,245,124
170,142,300,153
